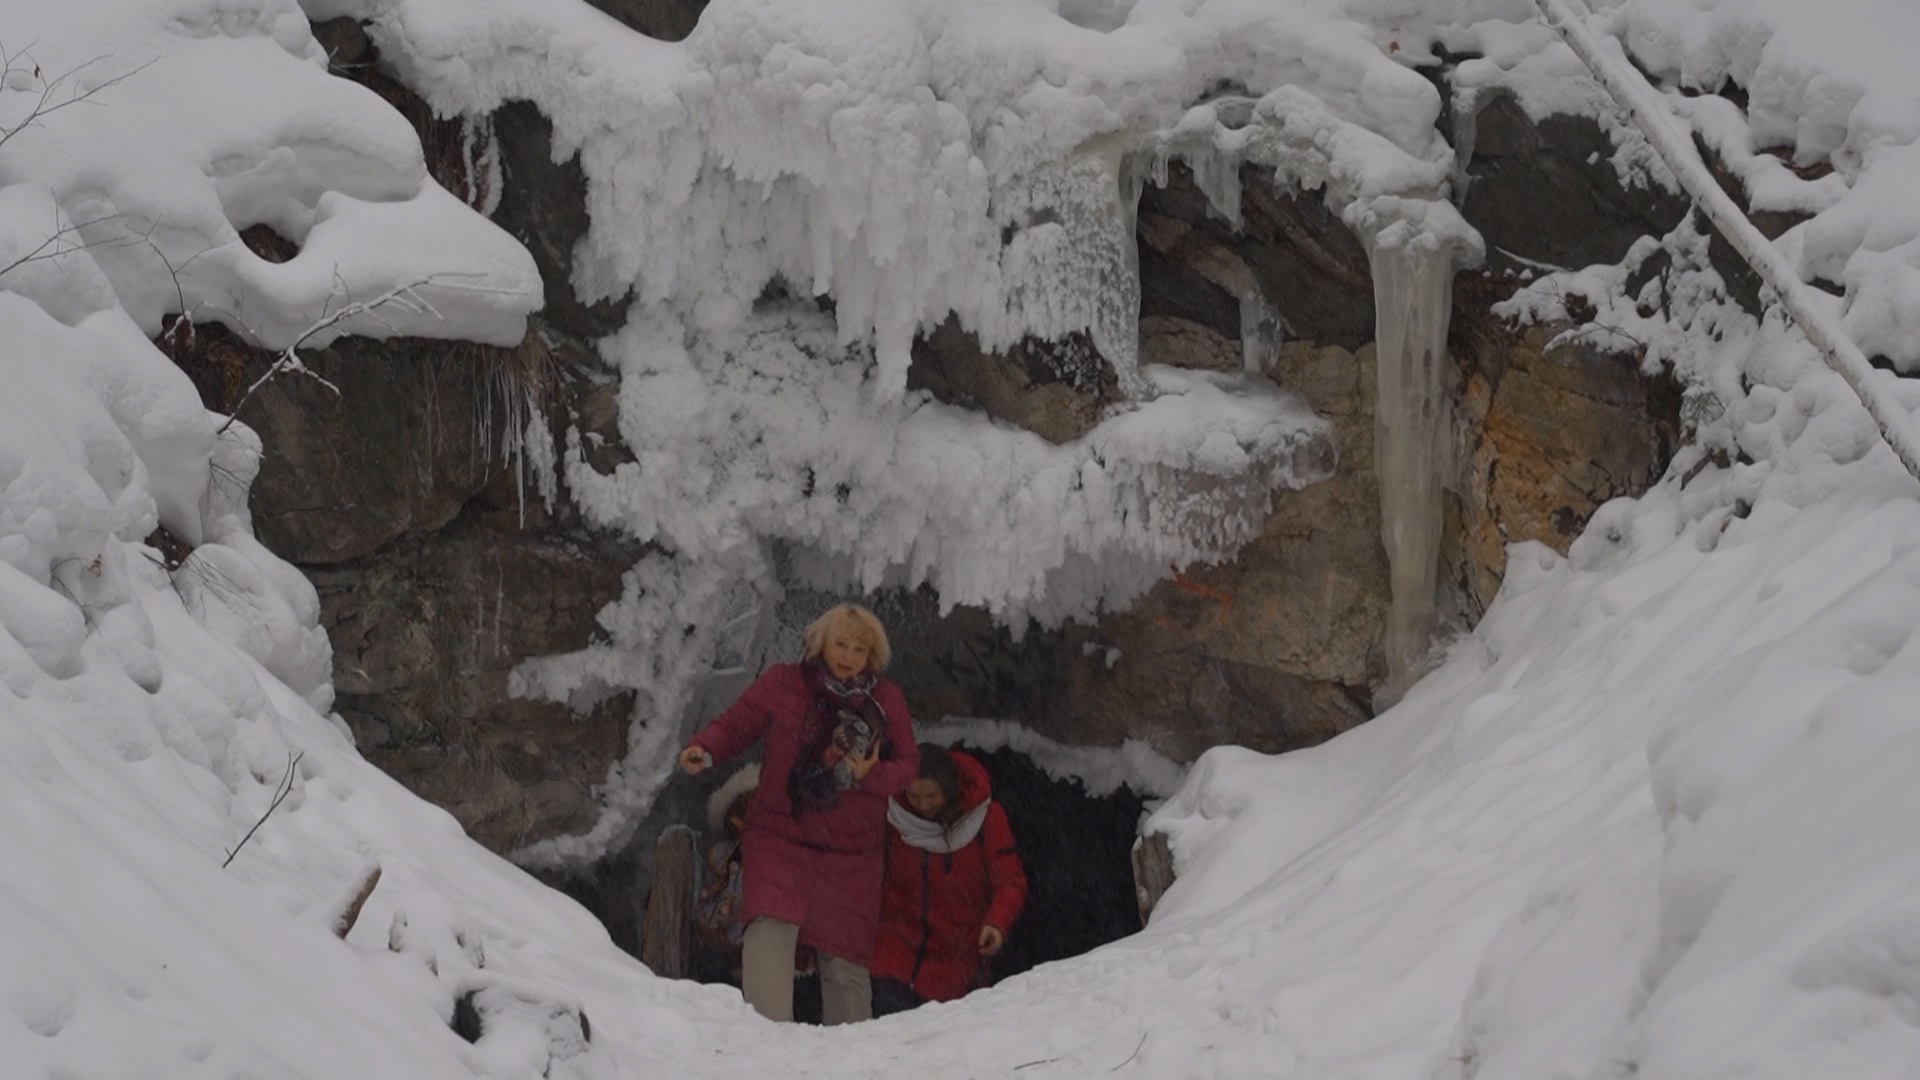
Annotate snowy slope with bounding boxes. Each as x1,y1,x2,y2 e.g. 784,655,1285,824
5,0,1920,1077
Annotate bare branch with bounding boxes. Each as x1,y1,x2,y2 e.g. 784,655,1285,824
1533,0,1920,484
126,221,232,354
222,751,303,869
216,273,485,432
0,48,154,155
0,212,129,281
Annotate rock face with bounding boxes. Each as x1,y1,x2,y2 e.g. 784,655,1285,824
1045,168,1390,754
907,319,1120,444
193,30,1688,855
879,132,1684,755
1450,324,1681,613
155,22,656,853
582,0,707,40
166,320,647,853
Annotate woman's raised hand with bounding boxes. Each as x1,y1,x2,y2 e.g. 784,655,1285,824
846,739,881,782
978,925,1005,957
679,745,712,774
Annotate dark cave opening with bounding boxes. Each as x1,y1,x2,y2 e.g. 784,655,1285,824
957,744,1146,981
543,740,1150,1010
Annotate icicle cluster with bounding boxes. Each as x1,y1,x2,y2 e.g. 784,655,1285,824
1131,89,1486,688
1349,201,1483,688
324,0,1496,856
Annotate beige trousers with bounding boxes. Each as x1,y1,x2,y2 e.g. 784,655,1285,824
740,917,872,1024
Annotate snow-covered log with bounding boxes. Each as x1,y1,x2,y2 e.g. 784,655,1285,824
1531,0,1920,486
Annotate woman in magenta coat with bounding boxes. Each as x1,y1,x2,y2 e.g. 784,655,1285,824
678,604,918,1024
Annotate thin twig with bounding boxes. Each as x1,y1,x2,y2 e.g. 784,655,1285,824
215,272,514,432
0,46,154,155
128,218,224,318
0,213,128,281
1111,1032,1148,1072
222,751,304,869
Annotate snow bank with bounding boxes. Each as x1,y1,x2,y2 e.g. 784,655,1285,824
1435,0,1920,377
0,186,633,1075
0,0,539,350
0,5,639,1074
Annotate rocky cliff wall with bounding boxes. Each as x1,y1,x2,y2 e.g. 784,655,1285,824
171,17,1687,852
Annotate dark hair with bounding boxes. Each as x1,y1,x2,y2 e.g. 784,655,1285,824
916,743,965,827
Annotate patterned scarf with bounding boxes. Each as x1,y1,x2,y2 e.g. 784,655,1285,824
789,660,888,815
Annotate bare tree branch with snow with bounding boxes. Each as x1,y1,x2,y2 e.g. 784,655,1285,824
0,43,150,155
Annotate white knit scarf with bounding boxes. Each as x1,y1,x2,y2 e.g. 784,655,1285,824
888,797,990,853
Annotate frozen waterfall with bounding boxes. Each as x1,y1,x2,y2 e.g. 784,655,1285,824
1355,201,1482,689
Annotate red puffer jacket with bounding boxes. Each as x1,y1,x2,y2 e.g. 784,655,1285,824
871,751,1028,1002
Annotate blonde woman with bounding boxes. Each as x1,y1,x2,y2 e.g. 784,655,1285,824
679,604,918,1024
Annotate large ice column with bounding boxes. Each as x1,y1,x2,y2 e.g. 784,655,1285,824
1351,198,1484,690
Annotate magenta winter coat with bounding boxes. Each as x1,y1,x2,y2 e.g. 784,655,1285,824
687,663,918,967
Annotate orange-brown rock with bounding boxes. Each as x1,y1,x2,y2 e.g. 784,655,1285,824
1453,324,1681,613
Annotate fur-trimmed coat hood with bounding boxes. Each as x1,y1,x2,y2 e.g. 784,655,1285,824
707,762,761,835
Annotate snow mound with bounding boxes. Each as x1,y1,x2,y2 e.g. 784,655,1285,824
0,0,540,350
1439,0,1920,375
0,187,639,1076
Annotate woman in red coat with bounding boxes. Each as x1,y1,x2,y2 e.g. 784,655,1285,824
870,744,1028,1015
678,604,918,1024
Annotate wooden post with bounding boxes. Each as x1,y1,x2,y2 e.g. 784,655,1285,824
1131,831,1176,926
641,825,698,979
333,865,383,939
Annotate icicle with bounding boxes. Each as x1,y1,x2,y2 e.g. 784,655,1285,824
1094,151,1149,398
459,115,503,217
1190,144,1243,230
1240,290,1282,374
1351,198,1483,691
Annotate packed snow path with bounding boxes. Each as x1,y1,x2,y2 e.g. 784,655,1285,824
7,0,1920,1076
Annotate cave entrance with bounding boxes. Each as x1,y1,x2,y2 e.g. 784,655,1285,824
544,740,1152,1015
954,744,1146,981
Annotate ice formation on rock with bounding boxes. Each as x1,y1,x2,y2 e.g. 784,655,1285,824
1132,88,1485,688
504,306,1335,863
313,0,1498,849
1351,199,1484,688
1240,289,1284,374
